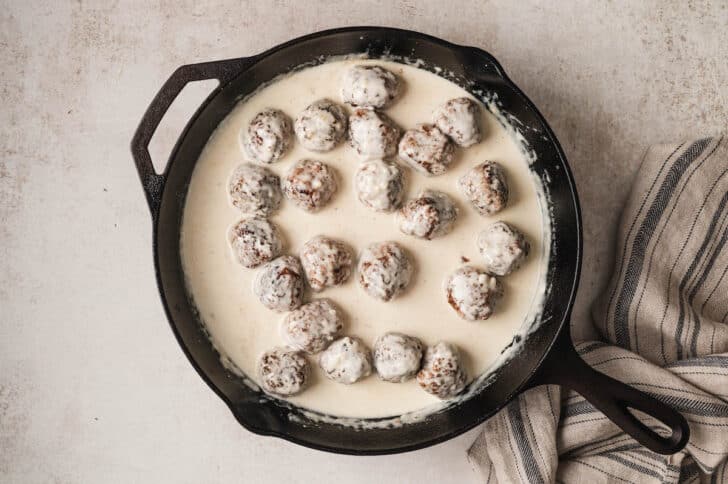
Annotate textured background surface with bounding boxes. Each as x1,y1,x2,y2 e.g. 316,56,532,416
1,1,726,482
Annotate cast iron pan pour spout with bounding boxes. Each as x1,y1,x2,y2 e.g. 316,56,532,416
529,324,690,454
130,26,690,455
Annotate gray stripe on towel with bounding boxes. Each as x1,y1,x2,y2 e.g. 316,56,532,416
613,138,712,348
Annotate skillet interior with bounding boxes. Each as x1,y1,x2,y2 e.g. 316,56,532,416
153,27,580,454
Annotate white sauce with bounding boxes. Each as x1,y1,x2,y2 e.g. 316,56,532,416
180,59,547,419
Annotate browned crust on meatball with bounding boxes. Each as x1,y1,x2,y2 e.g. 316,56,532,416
373,332,424,383
357,241,413,301
294,99,348,152
342,65,400,109
300,236,354,291
434,97,482,147
228,217,283,268
416,342,467,399
254,256,305,312
283,159,338,212
281,299,343,354
318,336,373,384
398,190,458,240
445,266,504,321
477,221,531,275
244,108,293,163
402,198,439,239
257,348,309,396
348,108,401,159
354,159,405,212
398,124,455,176
228,163,282,215
458,161,509,216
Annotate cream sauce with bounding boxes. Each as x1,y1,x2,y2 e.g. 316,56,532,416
180,59,546,418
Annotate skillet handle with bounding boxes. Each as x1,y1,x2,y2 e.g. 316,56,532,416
530,328,690,455
130,57,254,218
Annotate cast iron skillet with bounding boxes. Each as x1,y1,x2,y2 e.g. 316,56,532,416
131,27,690,455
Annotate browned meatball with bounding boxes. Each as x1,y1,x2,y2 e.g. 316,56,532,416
242,108,293,164
282,159,338,212
373,332,423,383
280,299,343,354
318,336,373,384
398,124,455,176
398,190,458,240
446,266,503,321
477,221,530,276
357,241,414,301
257,347,309,396
228,217,283,268
300,236,353,292
294,99,348,152
417,342,467,399
253,256,304,312
348,108,400,160
341,65,400,109
458,161,509,216
227,163,282,215
433,97,482,147
354,159,405,212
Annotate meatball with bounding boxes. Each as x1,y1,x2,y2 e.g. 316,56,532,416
398,190,458,240
348,108,400,160
300,236,353,292
446,266,503,321
228,163,282,215
417,342,467,399
434,97,482,147
257,347,309,396
373,332,424,383
242,108,293,164
280,299,343,354
282,159,338,212
319,336,373,384
228,217,283,268
477,221,530,276
341,65,400,109
294,99,348,152
354,159,405,212
398,124,455,176
253,256,304,312
458,161,509,216
358,241,413,301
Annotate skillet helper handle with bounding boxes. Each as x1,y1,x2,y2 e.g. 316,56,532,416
532,329,690,455
130,57,252,217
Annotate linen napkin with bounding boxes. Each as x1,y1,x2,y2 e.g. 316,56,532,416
468,137,728,483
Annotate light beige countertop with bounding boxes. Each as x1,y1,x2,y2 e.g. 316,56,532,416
1,1,726,482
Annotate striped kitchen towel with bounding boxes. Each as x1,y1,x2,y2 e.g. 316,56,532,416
468,137,728,483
